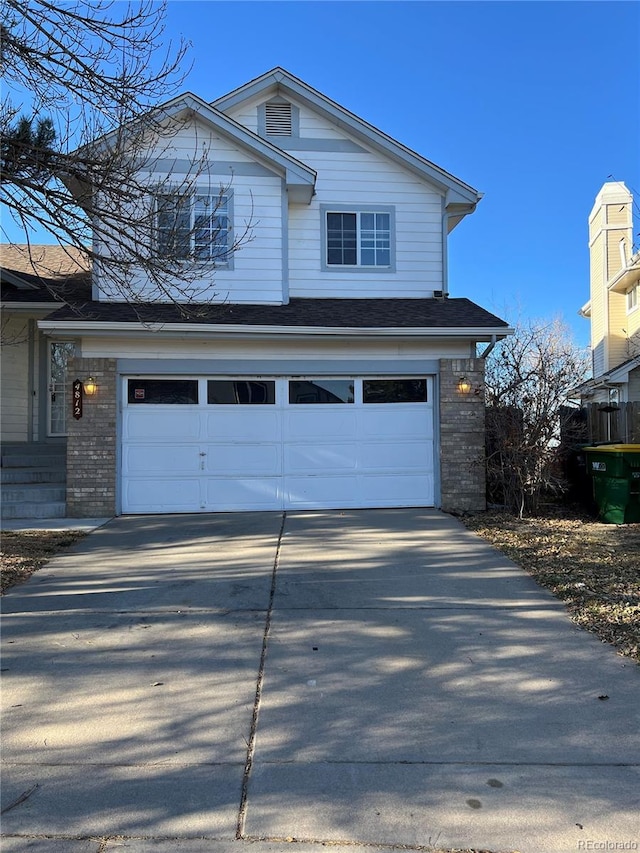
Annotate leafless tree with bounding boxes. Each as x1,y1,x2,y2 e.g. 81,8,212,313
1,0,252,311
484,316,590,517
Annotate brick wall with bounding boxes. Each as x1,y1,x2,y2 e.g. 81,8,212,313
66,358,117,517
439,358,486,513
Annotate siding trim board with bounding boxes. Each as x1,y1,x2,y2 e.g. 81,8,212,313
276,138,368,153
140,159,280,178
117,358,442,375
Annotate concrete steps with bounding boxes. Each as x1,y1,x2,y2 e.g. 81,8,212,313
1,443,67,519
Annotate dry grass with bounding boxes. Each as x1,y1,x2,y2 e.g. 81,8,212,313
461,509,640,663
1,530,86,593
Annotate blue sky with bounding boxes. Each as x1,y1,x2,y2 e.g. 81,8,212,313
5,1,639,346
159,0,639,345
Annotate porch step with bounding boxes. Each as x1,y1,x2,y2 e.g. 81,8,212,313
1,500,67,520
1,445,66,470
1,467,66,485
2,483,66,503
1,443,67,520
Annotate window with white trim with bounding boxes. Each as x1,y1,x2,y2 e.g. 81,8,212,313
156,193,230,263
627,282,638,313
321,205,395,270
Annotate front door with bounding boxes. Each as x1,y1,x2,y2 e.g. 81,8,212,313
48,341,75,436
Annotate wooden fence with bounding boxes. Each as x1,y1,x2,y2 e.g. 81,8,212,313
560,402,640,445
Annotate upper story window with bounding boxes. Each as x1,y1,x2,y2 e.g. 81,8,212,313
320,205,395,272
627,282,638,313
156,193,231,264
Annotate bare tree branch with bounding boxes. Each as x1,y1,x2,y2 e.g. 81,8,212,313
485,316,590,516
1,1,253,315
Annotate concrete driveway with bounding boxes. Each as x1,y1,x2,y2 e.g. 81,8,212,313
1,509,638,853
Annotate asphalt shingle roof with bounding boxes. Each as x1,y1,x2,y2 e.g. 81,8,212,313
41,297,508,329
2,245,508,331
1,244,91,303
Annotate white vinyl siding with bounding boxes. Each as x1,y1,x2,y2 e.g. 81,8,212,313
94,98,449,303
288,148,443,298
94,120,287,304
79,335,474,362
224,98,445,298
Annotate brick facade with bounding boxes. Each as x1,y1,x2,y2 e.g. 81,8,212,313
66,358,117,517
439,357,486,513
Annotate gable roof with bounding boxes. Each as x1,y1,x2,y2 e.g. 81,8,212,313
69,92,317,205
212,67,482,222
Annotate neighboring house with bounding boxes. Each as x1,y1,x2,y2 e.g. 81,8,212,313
575,182,640,404
1,67,511,520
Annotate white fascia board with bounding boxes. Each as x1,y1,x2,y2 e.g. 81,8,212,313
37,319,513,340
213,68,480,205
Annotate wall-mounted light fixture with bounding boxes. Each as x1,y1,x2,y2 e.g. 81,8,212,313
457,376,472,394
83,376,98,397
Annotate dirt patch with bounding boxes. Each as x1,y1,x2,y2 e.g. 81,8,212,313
461,509,640,663
1,530,86,593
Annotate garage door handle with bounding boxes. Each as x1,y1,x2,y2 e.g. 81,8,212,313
199,452,207,456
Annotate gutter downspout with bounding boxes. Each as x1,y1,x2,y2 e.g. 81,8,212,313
479,335,498,359
441,200,449,297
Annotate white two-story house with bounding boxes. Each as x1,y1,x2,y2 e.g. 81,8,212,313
1,68,511,519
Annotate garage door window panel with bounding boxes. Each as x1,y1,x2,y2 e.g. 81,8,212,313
207,380,275,404
363,379,428,404
289,379,354,404
127,379,199,404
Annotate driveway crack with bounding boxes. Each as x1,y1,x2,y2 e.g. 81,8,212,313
236,510,286,838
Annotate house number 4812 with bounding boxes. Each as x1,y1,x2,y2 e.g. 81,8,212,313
72,379,83,420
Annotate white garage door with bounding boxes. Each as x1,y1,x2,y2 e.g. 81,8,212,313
121,376,435,513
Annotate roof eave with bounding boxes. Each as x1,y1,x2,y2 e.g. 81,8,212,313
608,261,640,294
37,319,513,340
2,301,62,314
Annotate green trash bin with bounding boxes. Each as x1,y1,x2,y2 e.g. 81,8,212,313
584,444,640,524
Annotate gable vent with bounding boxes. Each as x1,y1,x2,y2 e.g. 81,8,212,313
265,101,293,136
